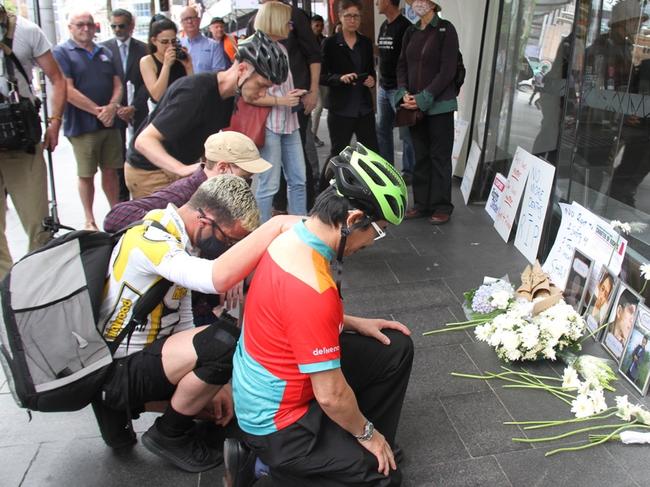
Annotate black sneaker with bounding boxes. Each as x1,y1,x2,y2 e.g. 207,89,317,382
314,136,325,148
142,419,222,473
91,399,136,450
224,438,256,487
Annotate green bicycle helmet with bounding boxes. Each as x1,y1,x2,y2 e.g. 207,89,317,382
235,31,289,85
329,143,408,225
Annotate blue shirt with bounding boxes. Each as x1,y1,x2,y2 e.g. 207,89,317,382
52,39,117,137
180,34,228,73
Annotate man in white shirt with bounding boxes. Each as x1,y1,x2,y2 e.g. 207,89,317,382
0,5,66,277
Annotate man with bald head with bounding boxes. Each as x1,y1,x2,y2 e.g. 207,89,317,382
53,11,123,230
179,6,229,73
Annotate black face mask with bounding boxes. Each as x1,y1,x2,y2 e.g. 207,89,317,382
196,229,228,260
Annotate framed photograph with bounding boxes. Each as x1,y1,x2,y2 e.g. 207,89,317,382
619,305,650,395
602,282,643,361
583,268,618,341
564,249,593,312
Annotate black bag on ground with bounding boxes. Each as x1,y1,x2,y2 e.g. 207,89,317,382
0,222,171,412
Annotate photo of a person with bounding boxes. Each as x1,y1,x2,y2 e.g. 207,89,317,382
620,305,650,395
564,249,593,311
584,270,616,339
602,284,643,360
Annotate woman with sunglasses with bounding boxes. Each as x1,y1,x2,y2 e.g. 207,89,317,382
140,17,193,106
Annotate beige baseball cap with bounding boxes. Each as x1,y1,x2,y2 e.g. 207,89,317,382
204,132,272,173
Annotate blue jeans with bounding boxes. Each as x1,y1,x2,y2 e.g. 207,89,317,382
256,128,307,222
376,86,415,174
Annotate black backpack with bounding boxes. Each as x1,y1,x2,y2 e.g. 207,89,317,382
438,19,465,95
0,222,171,412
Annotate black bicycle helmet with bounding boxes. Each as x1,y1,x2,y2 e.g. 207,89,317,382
329,143,408,225
235,31,289,85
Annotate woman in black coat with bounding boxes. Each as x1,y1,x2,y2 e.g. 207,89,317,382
320,0,379,161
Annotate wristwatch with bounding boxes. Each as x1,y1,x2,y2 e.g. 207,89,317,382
355,420,374,442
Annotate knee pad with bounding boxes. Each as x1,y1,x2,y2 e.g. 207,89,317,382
192,320,240,385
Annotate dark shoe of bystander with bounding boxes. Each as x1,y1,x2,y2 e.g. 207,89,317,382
405,207,428,220
224,438,257,487
429,213,450,225
142,418,222,473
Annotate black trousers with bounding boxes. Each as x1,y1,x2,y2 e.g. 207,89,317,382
245,330,414,487
327,112,379,162
409,111,455,215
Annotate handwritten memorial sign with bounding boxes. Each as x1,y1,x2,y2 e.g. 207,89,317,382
461,141,481,204
542,202,627,288
452,119,470,175
514,158,556,263
493,147,533,242
485,172,506,221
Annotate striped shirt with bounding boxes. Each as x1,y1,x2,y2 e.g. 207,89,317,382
265,43,300,135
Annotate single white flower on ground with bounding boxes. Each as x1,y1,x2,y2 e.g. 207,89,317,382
587,387,608,414
571,394,596,418
562,367,580,389
616,395,633,421
610,220,632,234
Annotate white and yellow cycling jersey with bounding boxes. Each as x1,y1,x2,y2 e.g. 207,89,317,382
98,204,216,358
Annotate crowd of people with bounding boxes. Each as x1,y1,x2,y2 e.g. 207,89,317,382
1,0,462,485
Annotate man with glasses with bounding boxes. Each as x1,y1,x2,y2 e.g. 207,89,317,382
225,143,413,487
179,6,228,73
52,11,123,230
101,8,149,201
94,174,299,473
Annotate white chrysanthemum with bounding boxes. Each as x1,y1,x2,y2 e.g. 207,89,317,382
615,395,633,421
571,394,596,418
505,348,522,362
519,323,540,350
543,346,557,360
610,220,632,234
500,330,520,352
490,290,511,310
562,367,581,389
588,387,608,414
641,263,650,281
474,324,491,342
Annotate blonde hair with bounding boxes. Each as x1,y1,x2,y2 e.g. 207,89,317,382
254,1,291,39
189,175,261,231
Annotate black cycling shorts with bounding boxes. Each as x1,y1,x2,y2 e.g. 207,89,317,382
100,337,175,415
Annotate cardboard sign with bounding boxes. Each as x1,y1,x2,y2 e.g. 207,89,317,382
452,119,470,175
461,141,481,204
542,202,628,288
493,147,533,242
485,172,506,221
514,158,556,263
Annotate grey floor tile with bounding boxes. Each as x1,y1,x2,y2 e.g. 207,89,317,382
350,235,420,262
386,255,461,282
0,396,99,447
495,445,637,487
407,345,489,402
340,260,398,290
394,306,473,348
397,402,470,467
403,456,511,487
0,444,40,487
343,280,456,316
605,442,650,486
20,436,216,487
441,390,531,457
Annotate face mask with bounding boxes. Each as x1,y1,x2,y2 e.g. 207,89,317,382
196,228,228,260
412,1,434,17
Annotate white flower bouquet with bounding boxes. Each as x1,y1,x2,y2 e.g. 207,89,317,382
474,301,586,362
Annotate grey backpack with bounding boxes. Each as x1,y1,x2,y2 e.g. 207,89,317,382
0,223,170,412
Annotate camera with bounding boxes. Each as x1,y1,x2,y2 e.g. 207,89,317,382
174,45,188,61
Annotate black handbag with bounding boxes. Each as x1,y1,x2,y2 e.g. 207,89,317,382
0,13,42,154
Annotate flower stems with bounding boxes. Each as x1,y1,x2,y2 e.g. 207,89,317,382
512,422,630,444
544,423,641,456
504,410,618,430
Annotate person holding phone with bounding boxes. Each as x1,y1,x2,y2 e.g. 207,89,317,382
320,0,378,162
249,1,308,222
